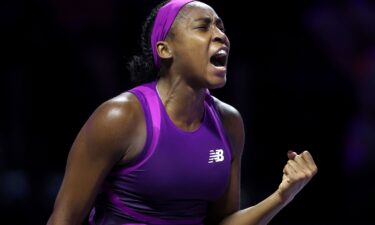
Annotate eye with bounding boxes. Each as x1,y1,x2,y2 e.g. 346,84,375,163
197,25,209,31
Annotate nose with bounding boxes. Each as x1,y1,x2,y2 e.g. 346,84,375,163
213,27,230,47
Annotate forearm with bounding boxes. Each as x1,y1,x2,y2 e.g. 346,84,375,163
46,213,81,225
46,193,92,225
218,190,289,225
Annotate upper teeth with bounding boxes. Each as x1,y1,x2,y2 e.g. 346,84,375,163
216,49,227,56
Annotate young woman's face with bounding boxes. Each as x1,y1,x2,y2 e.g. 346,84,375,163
167,1,230,89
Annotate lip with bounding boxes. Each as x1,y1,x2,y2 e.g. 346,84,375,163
210,46,229,77
210,46,229,65
212,65,227,77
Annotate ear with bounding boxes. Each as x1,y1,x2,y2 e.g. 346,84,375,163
156,41,173,60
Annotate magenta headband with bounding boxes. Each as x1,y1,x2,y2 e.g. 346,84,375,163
151,0,195,67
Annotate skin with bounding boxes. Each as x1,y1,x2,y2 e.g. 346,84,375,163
47,2,318,225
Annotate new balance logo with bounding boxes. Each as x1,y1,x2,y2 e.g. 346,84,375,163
208,149,224,163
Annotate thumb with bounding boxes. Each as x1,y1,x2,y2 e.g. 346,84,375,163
287,150,297,160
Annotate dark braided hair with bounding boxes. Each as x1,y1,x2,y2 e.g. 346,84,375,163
127,0,170,85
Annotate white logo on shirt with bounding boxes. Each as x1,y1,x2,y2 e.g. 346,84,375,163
208,149,224,163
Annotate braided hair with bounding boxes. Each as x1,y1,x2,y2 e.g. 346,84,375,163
126,0,170,85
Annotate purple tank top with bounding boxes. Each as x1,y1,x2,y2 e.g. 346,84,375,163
89,81,232,225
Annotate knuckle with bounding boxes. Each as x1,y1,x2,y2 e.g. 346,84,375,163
305,171,313,177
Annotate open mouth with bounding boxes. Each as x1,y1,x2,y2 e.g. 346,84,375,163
210,49,228,67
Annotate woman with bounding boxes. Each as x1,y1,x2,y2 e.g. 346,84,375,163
47,0,318,224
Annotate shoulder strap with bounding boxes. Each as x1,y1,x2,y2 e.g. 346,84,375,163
120,81,161,175
205,90,233,161
97,82,169,224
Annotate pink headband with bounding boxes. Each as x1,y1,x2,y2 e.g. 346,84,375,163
151,0,195,67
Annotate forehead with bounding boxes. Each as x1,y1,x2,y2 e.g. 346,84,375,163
177,1,219,22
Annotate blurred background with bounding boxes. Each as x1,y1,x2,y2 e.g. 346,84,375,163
1,0,374,224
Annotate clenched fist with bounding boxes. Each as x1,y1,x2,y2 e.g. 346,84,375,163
277,150,318,203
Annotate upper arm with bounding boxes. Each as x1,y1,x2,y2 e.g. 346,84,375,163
47,92,145,225
205,97,245,225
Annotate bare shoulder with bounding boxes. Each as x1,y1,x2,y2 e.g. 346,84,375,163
46,92,146,224
78,91,145,161
90,91,143,130
212,96,245,158
212,97,243,123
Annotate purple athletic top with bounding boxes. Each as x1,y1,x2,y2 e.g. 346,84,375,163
89,81,232,225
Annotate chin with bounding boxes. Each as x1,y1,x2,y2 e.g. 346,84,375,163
207,76,227,89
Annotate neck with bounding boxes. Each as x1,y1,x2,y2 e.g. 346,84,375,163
156,76,207,131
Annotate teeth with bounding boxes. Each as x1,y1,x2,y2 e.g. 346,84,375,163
216,49,227,56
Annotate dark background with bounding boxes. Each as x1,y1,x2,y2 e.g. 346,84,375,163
1,0,374,224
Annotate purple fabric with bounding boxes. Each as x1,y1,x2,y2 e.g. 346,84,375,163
89,81,232,225
151,0,195,67
111,85,161,176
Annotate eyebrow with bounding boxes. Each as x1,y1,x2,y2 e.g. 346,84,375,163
194,17,224,26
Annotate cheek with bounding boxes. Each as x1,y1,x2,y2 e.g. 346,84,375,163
175,36,210,68
193,44,209,62
187,36,209,57
184,48,208,68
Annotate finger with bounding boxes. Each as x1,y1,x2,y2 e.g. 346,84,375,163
283,164,291,175
287,150,297,160
292,154,315,175
293,153,312,168
300,150,318,173
284,161,303,177
300,150,316,165
286,158,304,174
